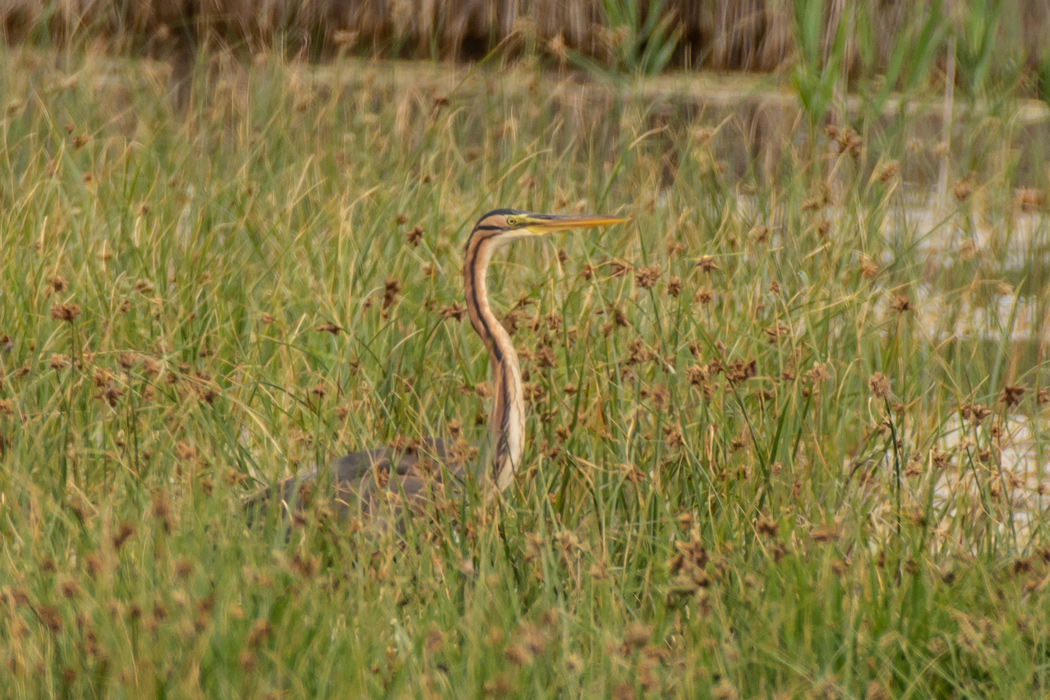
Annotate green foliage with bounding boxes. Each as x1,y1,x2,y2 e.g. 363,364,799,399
0,42,1049,700
953,0,1014,97
596,0,682,76
857,0,946,116
790,0,850,130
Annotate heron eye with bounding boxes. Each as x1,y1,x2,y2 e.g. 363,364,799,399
506,216,518,226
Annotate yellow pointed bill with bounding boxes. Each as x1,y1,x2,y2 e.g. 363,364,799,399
522,213,629,234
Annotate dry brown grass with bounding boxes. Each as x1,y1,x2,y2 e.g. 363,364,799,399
2,0,1048,77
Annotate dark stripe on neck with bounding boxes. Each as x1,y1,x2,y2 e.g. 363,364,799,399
465,226,501,250
465,230,503,363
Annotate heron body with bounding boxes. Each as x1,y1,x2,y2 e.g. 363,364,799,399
256,209,627,523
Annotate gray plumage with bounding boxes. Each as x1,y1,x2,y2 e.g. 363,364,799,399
252,438,465,524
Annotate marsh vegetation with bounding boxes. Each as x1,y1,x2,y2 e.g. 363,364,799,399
2,4,1050,696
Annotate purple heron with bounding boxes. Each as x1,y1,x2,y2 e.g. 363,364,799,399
254,209,627,523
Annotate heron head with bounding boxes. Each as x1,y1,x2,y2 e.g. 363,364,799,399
474,209,628,245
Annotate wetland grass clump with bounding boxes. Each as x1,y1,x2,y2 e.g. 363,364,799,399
1,38,1050,699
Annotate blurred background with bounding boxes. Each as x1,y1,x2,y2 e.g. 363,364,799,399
2,0,1048,89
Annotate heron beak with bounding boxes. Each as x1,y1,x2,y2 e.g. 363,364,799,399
523,213,629,235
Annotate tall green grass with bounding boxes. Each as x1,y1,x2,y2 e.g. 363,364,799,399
0,45,1049,698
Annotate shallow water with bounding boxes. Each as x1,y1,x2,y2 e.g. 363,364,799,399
875,205,1049,343
935,414,1049,539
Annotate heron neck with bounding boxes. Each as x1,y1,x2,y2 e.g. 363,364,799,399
464,233,526,495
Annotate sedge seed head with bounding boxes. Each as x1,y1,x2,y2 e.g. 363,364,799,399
868,372,890,399
50,304,81,322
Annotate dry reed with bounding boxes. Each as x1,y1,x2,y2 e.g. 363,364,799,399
1,0,1047,76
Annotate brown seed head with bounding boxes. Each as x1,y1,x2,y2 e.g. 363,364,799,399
664,425,684,448
635,264,661,289
174,558,194,579
150,491,170,521
440,302,466,321
59,578,81,599
315,322,342,335
756,515,778,537
725,359,757,384
695,256,719,272
50,304,81,322
868,372,890,399
142,358,162,377
406,225,424,246
686,364,708,386
837,128,863,158
810,524,839,543
101,385,123,408
960,403,991,422
890,295,912,313
503,643,532,666
1000,385,1025,407
382,279,401,310
35,604,64,633
750,225,770,243
763,322,790,343
625,339,656,365
175,441,197,462
874,161,899,184
666,275,682,296
112,521,135,550
804,366,824,390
